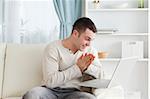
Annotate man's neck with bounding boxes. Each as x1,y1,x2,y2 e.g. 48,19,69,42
62,38,78,54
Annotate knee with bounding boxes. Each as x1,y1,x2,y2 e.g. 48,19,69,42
65,91,96,99
81,92,96,99
22,87,50,99
22,91,33,99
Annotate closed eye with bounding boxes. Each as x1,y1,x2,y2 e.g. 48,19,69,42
85,37,92,41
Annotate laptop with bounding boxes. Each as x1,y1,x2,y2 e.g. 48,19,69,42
77,57,137,88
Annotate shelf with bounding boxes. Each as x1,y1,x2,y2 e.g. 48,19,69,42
86,1,149,99
96,33,149,36
88,8,149,12
99,58,149,62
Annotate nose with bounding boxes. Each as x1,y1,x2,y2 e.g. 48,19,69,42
86,41,90,46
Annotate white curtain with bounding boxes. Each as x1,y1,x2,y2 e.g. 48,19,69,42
1,0,60,43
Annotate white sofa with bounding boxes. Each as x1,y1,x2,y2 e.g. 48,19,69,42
0,43,124,99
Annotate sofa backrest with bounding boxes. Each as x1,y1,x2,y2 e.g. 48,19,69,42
2,44,46,98
0,44,6,98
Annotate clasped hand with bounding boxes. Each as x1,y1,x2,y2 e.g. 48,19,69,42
76,53,95,72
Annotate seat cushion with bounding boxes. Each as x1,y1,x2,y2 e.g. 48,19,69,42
2,44,46,98
0,43,6,98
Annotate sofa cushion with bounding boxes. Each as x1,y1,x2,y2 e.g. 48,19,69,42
2,44,46,98
94,85,124,99
0,43,6,98
4,97,21,99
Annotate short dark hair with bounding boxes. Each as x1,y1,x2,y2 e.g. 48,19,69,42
71,17,97,35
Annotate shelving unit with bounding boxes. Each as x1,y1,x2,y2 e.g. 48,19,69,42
99,58,149,62
84,0,149,99
88,8,148,11
96,33,148,36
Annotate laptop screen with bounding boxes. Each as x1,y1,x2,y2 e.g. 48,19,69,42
108,57,137,88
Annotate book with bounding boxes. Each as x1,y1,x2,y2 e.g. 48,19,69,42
97,28,118,34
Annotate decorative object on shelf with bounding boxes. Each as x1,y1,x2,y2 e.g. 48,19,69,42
92,0,100,9
92,1,138,9
98,51,109,59
122,41,143,58
97,28,118,34
138,0,144,8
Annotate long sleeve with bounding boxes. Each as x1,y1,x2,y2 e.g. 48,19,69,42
42,45,82,88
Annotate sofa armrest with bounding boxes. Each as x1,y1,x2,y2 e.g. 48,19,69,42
0,43,6,98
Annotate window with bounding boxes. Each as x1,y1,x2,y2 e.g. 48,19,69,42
2,0,60,43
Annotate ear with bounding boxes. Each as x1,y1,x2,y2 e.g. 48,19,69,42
72,30,79,37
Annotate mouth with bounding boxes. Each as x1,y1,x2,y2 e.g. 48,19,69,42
81,45,87,49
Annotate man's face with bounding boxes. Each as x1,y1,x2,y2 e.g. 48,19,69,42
74,28,95,51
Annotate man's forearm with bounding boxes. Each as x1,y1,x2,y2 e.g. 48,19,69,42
45,64,82,88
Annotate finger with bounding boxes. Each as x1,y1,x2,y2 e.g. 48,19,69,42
87,54,93,61
91,56,95,61
85,61,92,68
79,54,83,59
85,56,91,62
89,57,94,64
85,53,87,56
92,55,95,58
89,53,94,57
90,54,95,61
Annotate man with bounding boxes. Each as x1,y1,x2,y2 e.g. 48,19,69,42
23,17,102,99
